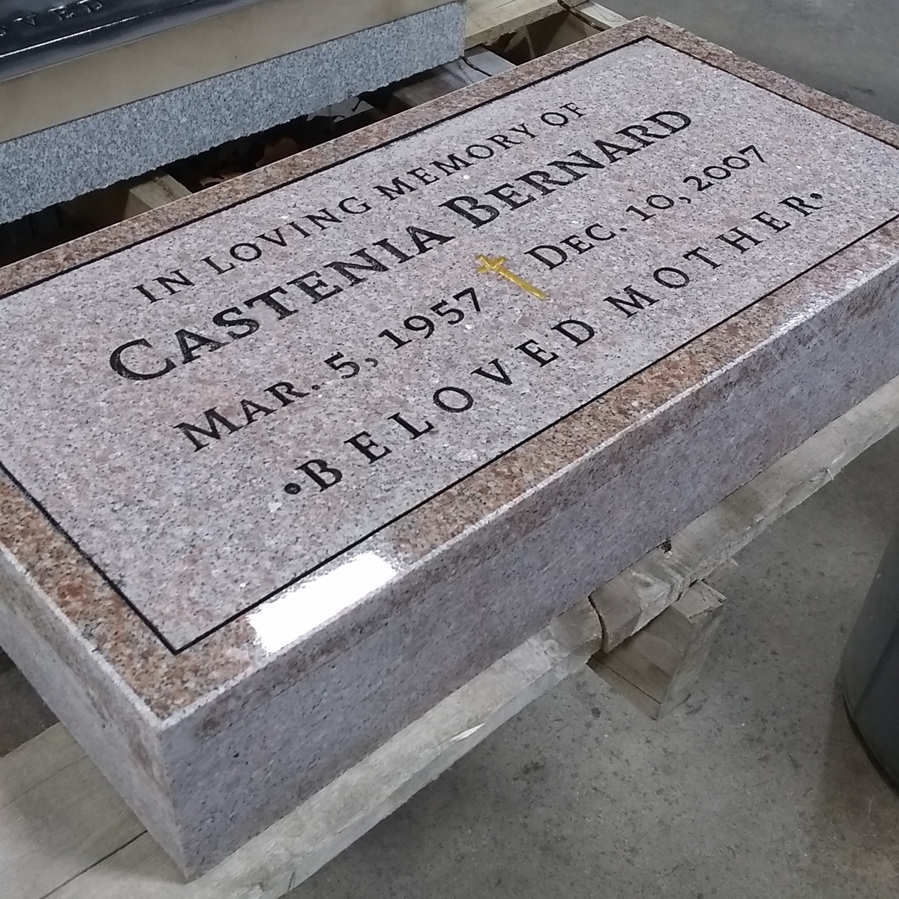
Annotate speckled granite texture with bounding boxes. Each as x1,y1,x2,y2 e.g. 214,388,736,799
2,18,899,876
0,1,464,223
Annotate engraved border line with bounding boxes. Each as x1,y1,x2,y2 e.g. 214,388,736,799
0,36,897,655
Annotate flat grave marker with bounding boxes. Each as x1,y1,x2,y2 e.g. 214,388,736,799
2,19,899,875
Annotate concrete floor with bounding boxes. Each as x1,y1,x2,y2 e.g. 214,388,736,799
288,5,899,895
609,0,899,125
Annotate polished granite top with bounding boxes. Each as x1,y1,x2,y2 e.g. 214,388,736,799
3,18,899,717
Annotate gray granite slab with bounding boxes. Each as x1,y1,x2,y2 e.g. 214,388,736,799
2,18,899,875
0,2,464,222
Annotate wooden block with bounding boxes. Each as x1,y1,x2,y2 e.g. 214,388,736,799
591,372,899,651
380,46,515,109
123,174,192,218
0,600,601,899
590,581,725,718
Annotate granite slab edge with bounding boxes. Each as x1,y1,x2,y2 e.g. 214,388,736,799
141,250,899,873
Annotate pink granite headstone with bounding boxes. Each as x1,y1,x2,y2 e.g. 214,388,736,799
2,19,899,874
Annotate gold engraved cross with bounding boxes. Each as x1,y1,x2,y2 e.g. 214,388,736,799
474,254,547,300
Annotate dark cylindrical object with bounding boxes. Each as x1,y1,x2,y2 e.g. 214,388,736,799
842,525,899,783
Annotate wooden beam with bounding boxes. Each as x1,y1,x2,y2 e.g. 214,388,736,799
465,0,628,48
466,1,564,47
62,172,191,231
123,174,192,218
567,2,629,30
380,47,515,110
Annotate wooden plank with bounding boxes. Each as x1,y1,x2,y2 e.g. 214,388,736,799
384,47,515,109
465,0,628,48
591,372,899,650
1,600,601,899
466,0,564,47
591,581,725,718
